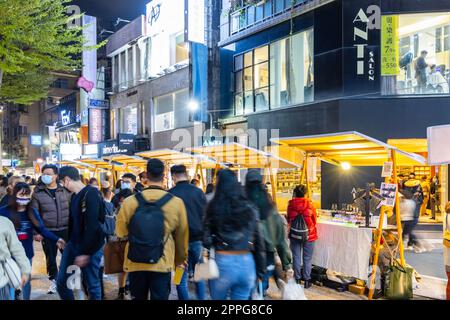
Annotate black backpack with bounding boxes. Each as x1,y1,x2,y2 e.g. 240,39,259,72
127,192,173,264
102,200,116,237
289,215,309,243
81,188,106,237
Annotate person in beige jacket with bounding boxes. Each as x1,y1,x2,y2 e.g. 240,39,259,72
0,216,31,300
116,158,189,300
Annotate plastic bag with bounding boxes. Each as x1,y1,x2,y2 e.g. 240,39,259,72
282,279,307,300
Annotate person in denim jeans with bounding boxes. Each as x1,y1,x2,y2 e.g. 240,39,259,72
169,165,207,300
203,170,266,300
287,185,318,288
176,241,206,300
57,167,106,300
56,242,103,300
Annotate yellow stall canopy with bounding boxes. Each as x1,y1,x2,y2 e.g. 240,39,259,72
387,139,428,154
271,131,426,166
58,160,95,170
188,142,300,169
136,149,218,169
78,158,113,170
103,155,147,169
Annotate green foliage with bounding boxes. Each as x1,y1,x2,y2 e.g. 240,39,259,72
0,0,105,104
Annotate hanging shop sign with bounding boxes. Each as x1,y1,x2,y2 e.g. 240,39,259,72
89,99,110,109
381,15,399,76
30,135,42,146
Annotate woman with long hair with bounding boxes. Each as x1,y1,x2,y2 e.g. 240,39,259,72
0,182,65,300
287,185,318,288
245,170,292,296
204,169,266,300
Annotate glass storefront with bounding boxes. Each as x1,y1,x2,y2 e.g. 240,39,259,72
153,88,189,132
120,104,138,135
382,12,450,95
234,28,313,115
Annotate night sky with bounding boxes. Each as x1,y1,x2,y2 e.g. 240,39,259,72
71,0,150,30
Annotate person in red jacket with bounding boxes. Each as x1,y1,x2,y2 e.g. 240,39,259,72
287,185,318,288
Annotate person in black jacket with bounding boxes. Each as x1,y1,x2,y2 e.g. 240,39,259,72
56,166,105,300
169,165,207,300
204,169,266,300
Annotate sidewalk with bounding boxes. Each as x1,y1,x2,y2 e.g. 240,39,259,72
29,242,435,300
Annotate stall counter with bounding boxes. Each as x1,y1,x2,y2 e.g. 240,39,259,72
311,218,373,280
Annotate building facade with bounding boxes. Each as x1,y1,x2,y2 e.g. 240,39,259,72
218,0,450,213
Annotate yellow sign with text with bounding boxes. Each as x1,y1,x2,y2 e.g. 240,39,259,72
381,15,400,76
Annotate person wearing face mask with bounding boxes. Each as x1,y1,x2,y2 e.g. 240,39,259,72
0,176,25,208
30,164,71,294
111,173,138,207
56,166,106,300
0,182,65,300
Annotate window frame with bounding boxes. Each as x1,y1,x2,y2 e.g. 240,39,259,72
232,27,314,115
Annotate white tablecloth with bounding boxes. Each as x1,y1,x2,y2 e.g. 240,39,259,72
311,220,373,280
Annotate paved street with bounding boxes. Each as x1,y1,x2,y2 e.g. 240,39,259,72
27,242,439,301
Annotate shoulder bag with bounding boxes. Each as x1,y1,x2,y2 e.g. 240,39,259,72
0,257,22,290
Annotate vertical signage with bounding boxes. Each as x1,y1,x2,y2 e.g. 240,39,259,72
343,0,381,95
88,108,103,144
381,15,399,76
187,0,206,45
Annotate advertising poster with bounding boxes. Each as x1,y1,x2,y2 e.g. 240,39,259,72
380,182,397,207
381,15,399,76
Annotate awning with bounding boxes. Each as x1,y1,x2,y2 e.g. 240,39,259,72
57,160,94,170
78,158,113,170
136,149,218,168
102,155,147,168
387,139,428,154
188,142,300,169
271,131,426,166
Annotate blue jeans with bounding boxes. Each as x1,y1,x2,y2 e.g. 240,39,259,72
176,241,206,300
10,258,32,300
56,242,103,300
290,240,315,281
209,253,256,300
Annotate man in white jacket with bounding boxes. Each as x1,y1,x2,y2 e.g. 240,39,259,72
0,216,31,300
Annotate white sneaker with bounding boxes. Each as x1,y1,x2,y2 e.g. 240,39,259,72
405,245,414,251
413,245,424,253
47,280,57,294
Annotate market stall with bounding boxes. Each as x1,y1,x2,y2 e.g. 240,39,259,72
103,155,147,185
271,131,426,299
77,158,114,185
57,160,99,181
388,138,447,223
188,142,300,204
136,149,219,190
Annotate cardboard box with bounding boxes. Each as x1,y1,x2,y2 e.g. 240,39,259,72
349,284,366,295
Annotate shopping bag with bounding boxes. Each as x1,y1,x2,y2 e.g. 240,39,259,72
252,281,264,300
282,279,307,300
193,248,219,282
384,261,413,300
103,240,127,275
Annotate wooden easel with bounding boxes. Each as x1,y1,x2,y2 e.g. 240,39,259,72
368,149,406,300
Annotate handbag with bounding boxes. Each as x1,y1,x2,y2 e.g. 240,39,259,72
193,248,219,282
384,260,413,300
0,257,22,290
103,240,127,275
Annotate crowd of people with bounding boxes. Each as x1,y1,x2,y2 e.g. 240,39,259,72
0,159,319,300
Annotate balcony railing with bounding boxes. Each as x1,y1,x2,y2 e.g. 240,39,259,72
228,0,312,35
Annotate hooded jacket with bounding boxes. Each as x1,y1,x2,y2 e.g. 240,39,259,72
287,198,318,242
31,183,71,231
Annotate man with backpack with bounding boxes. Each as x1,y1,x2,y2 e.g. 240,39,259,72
116,158,189,300
56,166,106,300
169,165,207,300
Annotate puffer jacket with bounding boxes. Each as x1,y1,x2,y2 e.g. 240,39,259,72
31,184,71,231
287,198,318,242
